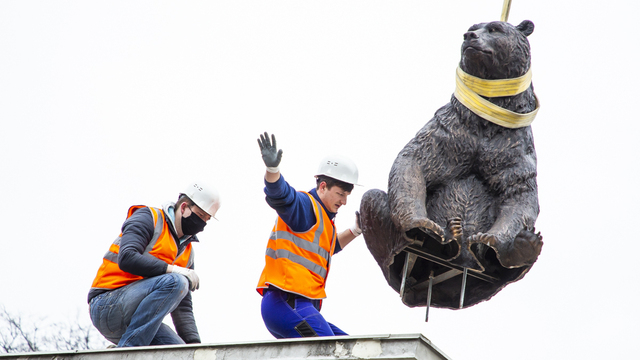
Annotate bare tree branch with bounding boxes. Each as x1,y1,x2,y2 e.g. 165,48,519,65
0,306,109,353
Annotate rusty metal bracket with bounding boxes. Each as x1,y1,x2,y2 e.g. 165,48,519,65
404,246,499,284
399,245,500,321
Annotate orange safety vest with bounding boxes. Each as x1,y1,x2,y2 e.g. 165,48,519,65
91,206,194,291
257,192,336,299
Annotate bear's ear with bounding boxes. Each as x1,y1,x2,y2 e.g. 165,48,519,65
516,20,534,37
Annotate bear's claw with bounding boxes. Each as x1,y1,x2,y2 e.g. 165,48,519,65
470,230,543,268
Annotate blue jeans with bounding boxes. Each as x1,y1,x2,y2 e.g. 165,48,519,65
261,288,347,338
89,273,189,347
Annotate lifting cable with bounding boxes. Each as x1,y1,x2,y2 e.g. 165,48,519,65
501,0,512,22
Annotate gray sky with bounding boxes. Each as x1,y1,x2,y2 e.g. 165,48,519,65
1,1,638,359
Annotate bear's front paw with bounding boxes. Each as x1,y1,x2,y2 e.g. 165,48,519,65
404,218,445,243
506,229,543,267
469,232,499,248
470,230,543,268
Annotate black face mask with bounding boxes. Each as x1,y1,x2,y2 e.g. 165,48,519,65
181,210,207,235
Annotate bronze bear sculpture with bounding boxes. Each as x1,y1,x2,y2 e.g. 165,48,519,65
360,20,543,310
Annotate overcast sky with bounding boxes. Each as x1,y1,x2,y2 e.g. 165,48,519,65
1,1,638,359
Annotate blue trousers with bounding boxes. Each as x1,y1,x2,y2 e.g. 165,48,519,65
261,288,347,338
89,273,189,347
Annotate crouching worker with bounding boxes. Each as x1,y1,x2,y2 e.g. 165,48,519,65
88,182,220,347
256,132,362,338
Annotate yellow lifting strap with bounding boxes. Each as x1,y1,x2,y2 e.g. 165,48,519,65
456,66,532,97
454,67,540,129
501,0,513,22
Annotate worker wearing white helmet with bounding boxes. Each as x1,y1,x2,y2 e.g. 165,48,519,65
256,132,362,338
88,182,220,347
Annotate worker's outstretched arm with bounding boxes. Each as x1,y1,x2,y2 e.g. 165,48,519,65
337,211,362,249
258,132,314,229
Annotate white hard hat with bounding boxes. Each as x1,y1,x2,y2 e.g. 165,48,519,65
182,182,221,218
315,155,359,185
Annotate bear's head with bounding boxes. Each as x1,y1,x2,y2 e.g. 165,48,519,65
460,20,534,80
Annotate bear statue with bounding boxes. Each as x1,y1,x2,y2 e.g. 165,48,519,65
360,20,543,310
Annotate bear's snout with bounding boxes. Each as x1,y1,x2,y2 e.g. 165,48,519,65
463,30,478,41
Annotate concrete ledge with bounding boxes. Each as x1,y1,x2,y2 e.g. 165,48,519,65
0,334,452,360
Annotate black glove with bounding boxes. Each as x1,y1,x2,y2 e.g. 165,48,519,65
258,132,283,169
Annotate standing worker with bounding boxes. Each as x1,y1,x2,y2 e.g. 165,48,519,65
88,182,220,347
256,132,362,338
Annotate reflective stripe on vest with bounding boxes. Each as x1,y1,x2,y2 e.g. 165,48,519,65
266,210,332,278
90,206,193,291
102,207,165,265
265,247,327,279
256,192,336,299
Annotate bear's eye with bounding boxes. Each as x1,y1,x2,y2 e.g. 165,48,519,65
487,24,503,34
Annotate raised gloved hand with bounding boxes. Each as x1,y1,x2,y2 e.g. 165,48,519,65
257,132,283,173
349,211,362,237
168,265,200,291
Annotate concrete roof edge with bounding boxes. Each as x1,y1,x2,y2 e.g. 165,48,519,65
0,333,452,359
